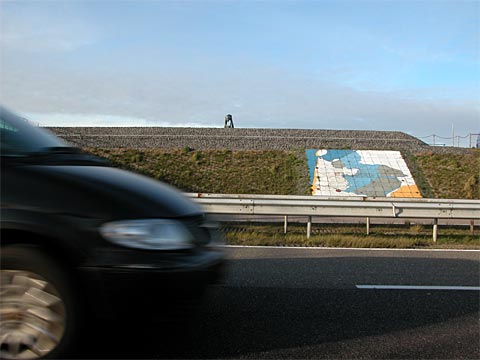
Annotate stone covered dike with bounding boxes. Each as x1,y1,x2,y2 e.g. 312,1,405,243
48,127,438,152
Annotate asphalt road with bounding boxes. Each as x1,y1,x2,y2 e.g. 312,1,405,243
85,247,480,359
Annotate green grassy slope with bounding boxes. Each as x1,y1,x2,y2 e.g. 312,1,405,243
86,148,310,195
414,150,479,199
85,148,479,199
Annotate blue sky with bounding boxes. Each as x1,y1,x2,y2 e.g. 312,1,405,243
1,0,479,146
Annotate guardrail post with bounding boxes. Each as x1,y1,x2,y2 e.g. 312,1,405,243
307,216,312,239
470,220,475,236
366,217,370,235
284,216,288,234
433,218,438,243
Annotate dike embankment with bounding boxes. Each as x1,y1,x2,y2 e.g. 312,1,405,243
48,127,476,154
49,127,434,152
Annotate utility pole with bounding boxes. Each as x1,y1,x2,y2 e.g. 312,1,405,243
452,124,455,147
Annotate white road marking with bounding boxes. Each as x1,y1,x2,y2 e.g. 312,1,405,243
356,285,480,291
222,245,480,252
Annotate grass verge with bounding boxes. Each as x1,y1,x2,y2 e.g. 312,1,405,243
222,223,480,249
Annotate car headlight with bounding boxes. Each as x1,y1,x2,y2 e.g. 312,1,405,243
100,219,194,250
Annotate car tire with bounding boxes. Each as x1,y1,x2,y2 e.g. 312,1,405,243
0,245,80,360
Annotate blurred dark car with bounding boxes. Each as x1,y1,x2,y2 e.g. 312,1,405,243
0,107,224,359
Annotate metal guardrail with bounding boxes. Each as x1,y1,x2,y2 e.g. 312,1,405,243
185,193,480,242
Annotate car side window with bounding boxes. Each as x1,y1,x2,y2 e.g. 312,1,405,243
0,107,67,156
0,119,21,155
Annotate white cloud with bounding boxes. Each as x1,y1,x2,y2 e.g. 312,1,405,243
23,112,219,128
0,3,101,53
1,34,478,147
3,60,477,137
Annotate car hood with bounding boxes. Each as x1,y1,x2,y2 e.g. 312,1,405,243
4,164,202,220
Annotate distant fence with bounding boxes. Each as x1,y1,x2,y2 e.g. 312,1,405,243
185,193,480,242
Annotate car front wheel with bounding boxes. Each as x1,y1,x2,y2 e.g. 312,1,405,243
0,246,78,359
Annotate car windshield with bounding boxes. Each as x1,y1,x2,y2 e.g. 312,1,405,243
0,107,68,156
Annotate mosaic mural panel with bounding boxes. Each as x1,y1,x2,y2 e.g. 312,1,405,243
306,149,421,197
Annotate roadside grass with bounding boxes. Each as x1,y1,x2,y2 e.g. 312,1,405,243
222,223,480,249
85,148,310,195
413,150,480,199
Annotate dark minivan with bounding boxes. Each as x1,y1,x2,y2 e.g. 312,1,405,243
0,107,224,359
